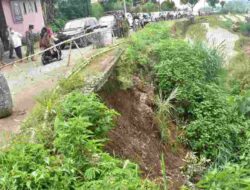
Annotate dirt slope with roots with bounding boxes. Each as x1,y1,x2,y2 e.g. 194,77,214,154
99,77,187,190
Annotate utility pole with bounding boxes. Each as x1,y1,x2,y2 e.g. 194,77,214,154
85,0,90,16
123,0,127,14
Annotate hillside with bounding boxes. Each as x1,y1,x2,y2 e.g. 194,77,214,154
1,16,250,189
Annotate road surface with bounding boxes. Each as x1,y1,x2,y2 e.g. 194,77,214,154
0,45,97,145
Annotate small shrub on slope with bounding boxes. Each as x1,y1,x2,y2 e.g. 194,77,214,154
126,22,250,167
197,164,250,190
0,143,76,190
154,41,222,119
56,92,118,137
0,92,158,189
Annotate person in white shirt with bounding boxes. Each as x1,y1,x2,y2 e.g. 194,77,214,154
6,27,15,59
9,29,23,60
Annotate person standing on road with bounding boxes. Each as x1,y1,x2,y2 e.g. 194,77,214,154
0,37,4,65
123,15,130,37
7,27,15,59
26,25,35,61
10,30,23,61
116,15,123,38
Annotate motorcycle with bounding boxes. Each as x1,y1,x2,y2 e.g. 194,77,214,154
41,39,62,65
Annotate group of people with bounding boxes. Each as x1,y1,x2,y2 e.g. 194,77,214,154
7,25,35,61
0,25,36,65
114,14,130,38
0,24,61,66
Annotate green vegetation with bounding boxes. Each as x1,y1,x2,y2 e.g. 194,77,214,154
227,36,250,92
0,90,158,189
0,51,159,189
57,0,91,20
180,0,199,11
207,0,219,8
161,154,168,190
186,23,207,41
117,21,250,188
2,17,250,189
197,164,250,189
156,88,178,143
240,23,250,36
161,1,176,11
221,1,250,14
91,3,105,19
50,0,174,31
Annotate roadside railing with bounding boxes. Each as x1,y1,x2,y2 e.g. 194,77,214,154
0,28,113,70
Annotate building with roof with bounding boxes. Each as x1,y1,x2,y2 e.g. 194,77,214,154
0,0,45,48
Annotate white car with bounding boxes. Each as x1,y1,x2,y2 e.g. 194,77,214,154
99,15,116,29
151,12,161,22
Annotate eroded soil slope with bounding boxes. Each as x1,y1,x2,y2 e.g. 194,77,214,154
99,77,187,190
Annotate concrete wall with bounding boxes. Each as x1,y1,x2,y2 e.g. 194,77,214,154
1,0,45,35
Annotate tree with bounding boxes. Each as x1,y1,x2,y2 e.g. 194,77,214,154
181,0,198,12
161,0,176,11
142,2,158,12
91,3,104,18
207,0,219,8
41,0,56,24
102,0,133,11
57,0,91,20
220,0,225,8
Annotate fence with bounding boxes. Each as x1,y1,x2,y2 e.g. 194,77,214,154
0,28,113,70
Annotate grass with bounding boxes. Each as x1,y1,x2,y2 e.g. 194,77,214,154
20,47,122,139
156,88,178,143
192,15,234,31
186,23,207,42
161,153,168,190
226,35,250,92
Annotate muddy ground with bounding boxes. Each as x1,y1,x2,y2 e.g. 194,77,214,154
99,77,187,190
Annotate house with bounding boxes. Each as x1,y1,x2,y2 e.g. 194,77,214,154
0,0,45,49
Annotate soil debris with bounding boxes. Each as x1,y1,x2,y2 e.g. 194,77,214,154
99,77,187,190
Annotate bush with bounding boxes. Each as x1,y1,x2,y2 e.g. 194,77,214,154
116,20,250,189
141,2,159,12
50,19,66,33
0,143,76,189
154,41,222,118
122,22,250,169
197,164,250,189
91,3,104,19
0,91,158,189
221,0,250,13
56,92,118,137
240,23,250,36
116,22,171,88
161,1,176,11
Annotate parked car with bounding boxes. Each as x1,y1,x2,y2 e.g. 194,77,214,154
99,15,117,36
57,17,99,49
151,12,161,22
99,15,116,28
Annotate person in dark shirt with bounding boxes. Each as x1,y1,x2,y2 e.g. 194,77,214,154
0,37,4,65
26,25,35,61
